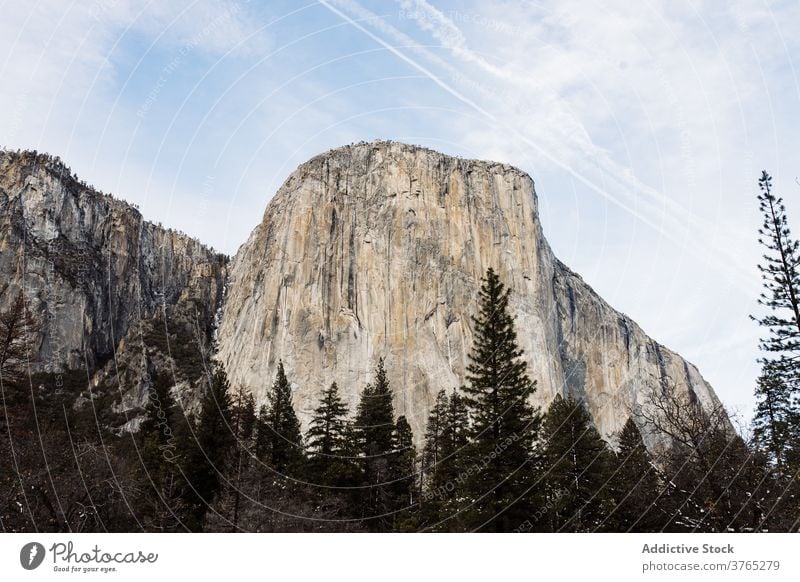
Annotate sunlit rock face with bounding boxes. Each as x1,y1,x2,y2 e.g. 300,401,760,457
217,141,722,446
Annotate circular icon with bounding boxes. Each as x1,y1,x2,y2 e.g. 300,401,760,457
20,542,45,570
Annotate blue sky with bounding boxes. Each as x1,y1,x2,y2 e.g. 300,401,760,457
2,0,799,425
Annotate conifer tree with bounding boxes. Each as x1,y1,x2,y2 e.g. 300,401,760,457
753,360,796,472
442,390,470,471
420,389,471,531
354,359,395,454
752,171,800,471
462,268,541,532
139,373,179,487
181,365,234,531
257,361,304,475
307,382,359,492
228,385,256,530
541,394,613,532
136,372,187,530
307,382,350,458
254,404,270,460
422,390,448,489
353,358,396,531
389,415,417,529
439,390,472,530
605,418,661,532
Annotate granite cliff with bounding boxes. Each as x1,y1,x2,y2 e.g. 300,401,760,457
0,143,723,446
0,150,227,426
217,141,722,447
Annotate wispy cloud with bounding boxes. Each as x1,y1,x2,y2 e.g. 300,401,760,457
2,0,798,421
320,0,800,419
321,0,771,293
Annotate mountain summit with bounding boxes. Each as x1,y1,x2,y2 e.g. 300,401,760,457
216,140,722,445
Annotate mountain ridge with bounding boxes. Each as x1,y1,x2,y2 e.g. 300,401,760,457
0,143,723,447
0,148,227,428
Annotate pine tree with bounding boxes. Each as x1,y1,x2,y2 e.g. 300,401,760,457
257,361,304,476
422,390,448,491
307,382,360,497
353,358,396,531
254,404,270,460
605,418,662,532
354,359,395,454
442,390,470,471
421,389,471,531
228,385,256,530
541,394,613,532
181,365,234,531
752,171,800,471
140,372,177,474
461,268,541,532
388,415,417,529
132,372,187,531
753,360,796,472
307,382,350,458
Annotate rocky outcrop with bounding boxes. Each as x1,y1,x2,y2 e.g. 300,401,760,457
0,150,227,419
217,140,722,447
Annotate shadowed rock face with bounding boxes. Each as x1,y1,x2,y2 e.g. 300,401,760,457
0,151,227,419
217,140,723,446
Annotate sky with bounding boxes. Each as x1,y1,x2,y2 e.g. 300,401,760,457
1,0,799,426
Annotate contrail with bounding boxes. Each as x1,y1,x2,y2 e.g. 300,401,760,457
318,0,755,290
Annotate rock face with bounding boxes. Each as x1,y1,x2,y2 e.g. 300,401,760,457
0,150,227,419
217,141,722,446
0,144,723,447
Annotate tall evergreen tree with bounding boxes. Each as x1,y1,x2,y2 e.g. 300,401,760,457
541,394,613,532
354,359,395,454
752,171,800,471
753,360,796,472
307,382,350,458
422,390,448,492
257,361,304,475
307,382,360,497
389,416,417,529
137,372,185,531
228,385,256,531
605,418,662,532
181,365,234,531
440,390,472,530
461,268,541,532
353,358,396,531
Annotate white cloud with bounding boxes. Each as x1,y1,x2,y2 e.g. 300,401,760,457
0,0,263,152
